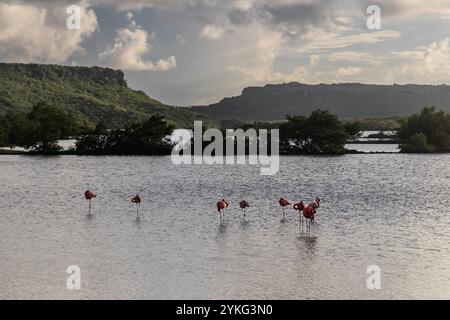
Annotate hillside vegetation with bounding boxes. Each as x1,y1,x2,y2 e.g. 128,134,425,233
0,63,211,129
193,83,450,122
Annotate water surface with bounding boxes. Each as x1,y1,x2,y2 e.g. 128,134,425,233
0,154,449,299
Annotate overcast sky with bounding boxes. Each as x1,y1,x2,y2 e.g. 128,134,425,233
1,0,450,105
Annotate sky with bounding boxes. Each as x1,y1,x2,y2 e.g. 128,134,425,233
1,0,450,106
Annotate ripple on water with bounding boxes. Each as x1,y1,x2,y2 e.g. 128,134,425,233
0,154,450,299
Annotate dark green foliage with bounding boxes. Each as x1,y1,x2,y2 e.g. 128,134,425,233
400,133,435,153
0,102,78,152
344,121,362,141
75,115,174,155
0,63,213,129
399,107,450,153
280,110,349,155
27,103,79,151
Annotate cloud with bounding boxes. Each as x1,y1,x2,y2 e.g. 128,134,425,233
227,26,318,85
200,24,225,40
176,34,187,45
309,54,320,66
388,38,450,83
231,64,316,84
327,51,383,65
92,0,194,11
336,66,362,77
256,0,334,30
290,29,401,53
228,8,253,25
360,0,450,19
126,11,137,27
99,26,176,71
0,1,97,63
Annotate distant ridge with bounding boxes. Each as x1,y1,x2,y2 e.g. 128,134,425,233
192,82,450,121
0,63,210,128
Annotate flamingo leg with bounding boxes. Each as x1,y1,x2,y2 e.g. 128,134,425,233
282,207,285,221
89,199,91,214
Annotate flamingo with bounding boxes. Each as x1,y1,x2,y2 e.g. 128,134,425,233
216,199,229,221
84,190,96,214
278,197,291,221
132,194,142,217
309,197,321,210
294,201,317,234
239,200,250,221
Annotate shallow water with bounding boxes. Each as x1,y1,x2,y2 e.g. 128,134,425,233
346,143,399,153
0,154,449,299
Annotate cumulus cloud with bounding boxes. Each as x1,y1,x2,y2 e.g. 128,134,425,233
200,24,225,40
389,38,450,83
309,54,320,66
0,1,97,63
336,66,362,77
227,26,318,85
99,26,176,71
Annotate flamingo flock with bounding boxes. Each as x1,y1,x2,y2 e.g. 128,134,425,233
217,196,321,234
293,198,320,233
83,189,321,234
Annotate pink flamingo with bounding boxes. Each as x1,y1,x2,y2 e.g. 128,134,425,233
294,201,317,234
84,190,96,214
239,200,250,221
278,197,291,221
217,199,229,221
309,197,321,210
132,194,142,217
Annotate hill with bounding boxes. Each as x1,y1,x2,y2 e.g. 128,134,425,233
0,63,210,128
192,83,450,121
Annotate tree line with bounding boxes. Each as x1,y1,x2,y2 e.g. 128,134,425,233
1,102,449,154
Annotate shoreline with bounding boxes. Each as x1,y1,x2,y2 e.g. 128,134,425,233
0,149,407,156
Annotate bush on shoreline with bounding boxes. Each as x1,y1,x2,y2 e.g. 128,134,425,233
0,102,80,152
279,110,357,155
399,107,450,153
75,115,174,155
